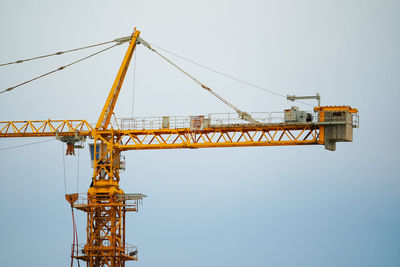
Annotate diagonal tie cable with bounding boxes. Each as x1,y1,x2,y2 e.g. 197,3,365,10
137,37,260,124
0,36,131,67
149,43,314,108
0,37,132,95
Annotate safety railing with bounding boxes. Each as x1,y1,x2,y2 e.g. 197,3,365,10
120,116,189,130
317,111,360,128
208,111,291,126
352,112,360,128
119,111,316,131
71,243,138,258
71,244,85,258
69,193,145,211
125,243,139,258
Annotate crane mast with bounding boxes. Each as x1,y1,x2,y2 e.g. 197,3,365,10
0,27,359,267
69,29,143,266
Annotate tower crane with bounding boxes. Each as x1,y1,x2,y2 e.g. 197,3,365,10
0,28,359,267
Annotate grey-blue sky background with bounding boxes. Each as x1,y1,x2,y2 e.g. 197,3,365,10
0,0,399,266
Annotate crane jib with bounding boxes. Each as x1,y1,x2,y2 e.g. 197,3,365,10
0,27,359,266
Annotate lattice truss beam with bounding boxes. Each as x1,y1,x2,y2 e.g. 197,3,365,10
0,120,322,149
0,120,92,137
112,125,321,150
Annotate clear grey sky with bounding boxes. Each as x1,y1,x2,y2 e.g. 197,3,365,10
0,0,399,266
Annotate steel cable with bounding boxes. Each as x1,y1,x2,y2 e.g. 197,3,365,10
77,149,80,193
62,143,67,195
0,43,119,95
0,37,129,67
0,138,54,151
139,38,260,124
149,43,314,107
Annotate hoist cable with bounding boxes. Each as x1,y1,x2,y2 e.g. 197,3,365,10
0,43,120,95
0,36,130,67
149,43,314,107
138,38,260,124
0,138,54,151
70,207,81,267
62,143,67,195
76,149,80,193
74,209,81,267
70,207,75,267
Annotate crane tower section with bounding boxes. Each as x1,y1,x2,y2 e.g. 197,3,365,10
0,27,359,267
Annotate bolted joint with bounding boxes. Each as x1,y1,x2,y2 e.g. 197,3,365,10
114,36,131,45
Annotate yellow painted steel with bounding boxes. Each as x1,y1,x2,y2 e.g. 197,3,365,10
0,119,92,137
96,30,140,130
83,28,142,266
114,125,320,150
314,105,358,113
0,26,359,267
313,105,359,145
0,122,322,148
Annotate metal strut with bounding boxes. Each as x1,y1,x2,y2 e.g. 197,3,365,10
287,93,321,107
136,37,260,125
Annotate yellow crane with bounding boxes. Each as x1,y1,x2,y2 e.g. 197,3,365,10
0,28,359,267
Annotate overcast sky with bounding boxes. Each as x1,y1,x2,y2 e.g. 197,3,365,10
0,0,399,266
